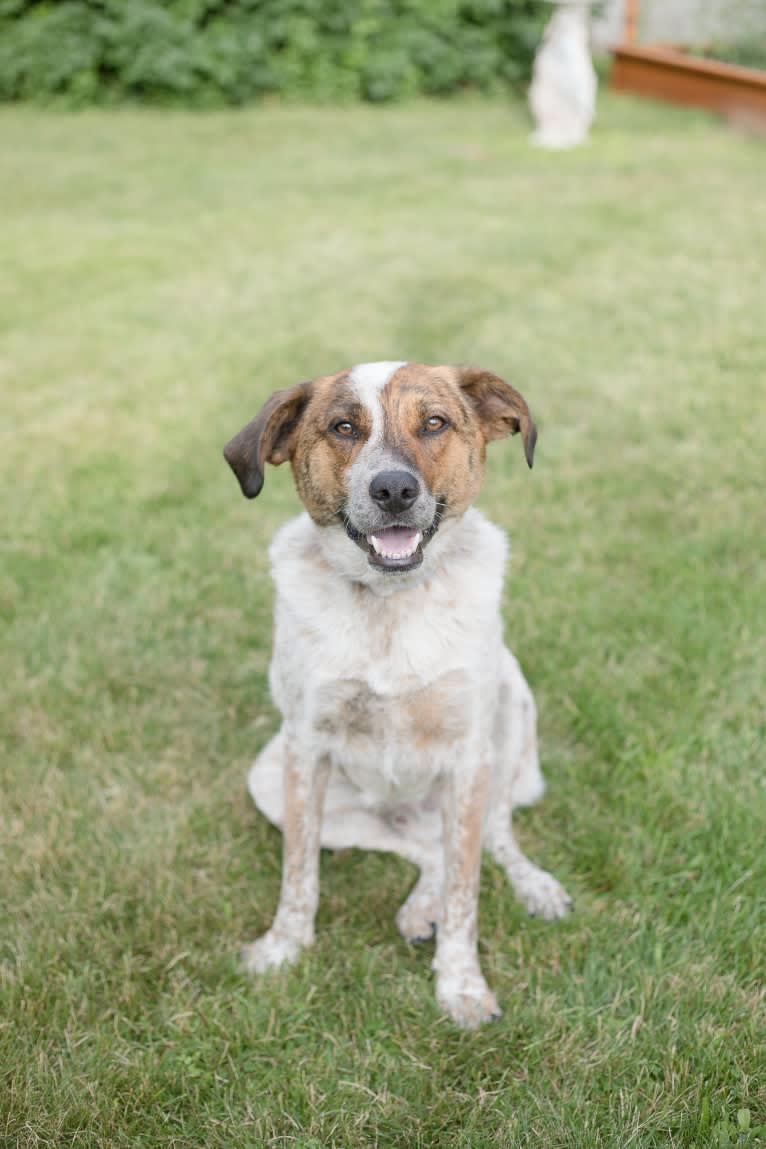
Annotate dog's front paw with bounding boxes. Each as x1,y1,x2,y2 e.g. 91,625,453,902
516,866,573,921
436,969,502,1029
240,928,308,975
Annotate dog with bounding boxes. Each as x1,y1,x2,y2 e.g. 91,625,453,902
224,361,571,1028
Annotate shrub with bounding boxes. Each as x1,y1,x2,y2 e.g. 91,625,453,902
0,0,547,104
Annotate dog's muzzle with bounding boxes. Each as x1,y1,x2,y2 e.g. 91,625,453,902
343,514,441,573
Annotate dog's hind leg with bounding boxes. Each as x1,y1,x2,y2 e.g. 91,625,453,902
485,816,572,920
395,855,443,943
249,732,444,940
484,650,572,921
500,648,546,811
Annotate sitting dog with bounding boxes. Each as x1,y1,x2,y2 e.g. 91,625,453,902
224,361,571,1028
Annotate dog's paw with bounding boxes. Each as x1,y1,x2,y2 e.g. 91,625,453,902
396,891,439,943
515,866,573,921
240,928,307,975
436,970,502,1029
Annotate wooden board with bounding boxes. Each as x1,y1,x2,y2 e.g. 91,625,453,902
611,43,766,126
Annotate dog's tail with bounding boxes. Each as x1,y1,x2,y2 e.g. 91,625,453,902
504,651,546,809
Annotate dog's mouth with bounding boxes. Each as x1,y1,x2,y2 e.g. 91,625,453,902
367,525,424,571
344,515,440,573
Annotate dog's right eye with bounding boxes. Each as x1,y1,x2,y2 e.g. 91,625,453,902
332,421,356,438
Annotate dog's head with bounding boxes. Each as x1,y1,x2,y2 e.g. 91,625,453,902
224,362,536,575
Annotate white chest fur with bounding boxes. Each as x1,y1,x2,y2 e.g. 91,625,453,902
267,509,509,800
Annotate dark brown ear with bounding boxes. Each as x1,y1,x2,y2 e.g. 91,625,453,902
458,367,537,468
223,381,312,498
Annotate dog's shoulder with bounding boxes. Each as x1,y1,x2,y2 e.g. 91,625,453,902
428,508,509,618
446,507,508,578
268,511,316,575
268,513,353,622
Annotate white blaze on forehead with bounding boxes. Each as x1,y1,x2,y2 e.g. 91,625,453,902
349,361,407,442
342,359,438,538
349,361,407,393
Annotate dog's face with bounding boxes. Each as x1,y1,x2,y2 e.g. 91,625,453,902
224,362,536,574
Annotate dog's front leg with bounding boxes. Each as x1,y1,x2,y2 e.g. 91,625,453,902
433,759,501,1028
241,735,330,974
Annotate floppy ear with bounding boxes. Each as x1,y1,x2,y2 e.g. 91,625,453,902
458,367,537,468
223,381,312,498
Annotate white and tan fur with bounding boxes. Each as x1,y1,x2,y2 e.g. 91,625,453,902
224,361,571,1028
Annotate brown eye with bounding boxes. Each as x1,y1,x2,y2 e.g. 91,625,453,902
333,420,356,438
423,415,448,435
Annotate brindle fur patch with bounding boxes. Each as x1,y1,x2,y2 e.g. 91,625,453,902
290,372,373,524
379,364,487,520
314,679,383,743
457,366,537,466
233,361,535,522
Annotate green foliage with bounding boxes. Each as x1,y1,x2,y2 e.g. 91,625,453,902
0,0,547,104
692,38,766,72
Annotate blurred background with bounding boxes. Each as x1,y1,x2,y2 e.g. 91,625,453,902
1,0,765,103
594,0,766,59
2,2,765,1147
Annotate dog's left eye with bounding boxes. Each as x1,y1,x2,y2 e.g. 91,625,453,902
422,416,448,434
333,420,356,438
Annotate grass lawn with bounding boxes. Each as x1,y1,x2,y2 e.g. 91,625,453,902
1,94,765,1148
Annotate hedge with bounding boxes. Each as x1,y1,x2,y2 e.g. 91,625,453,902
0,0,547,104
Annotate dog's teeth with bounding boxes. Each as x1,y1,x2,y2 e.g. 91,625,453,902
370,531,423,562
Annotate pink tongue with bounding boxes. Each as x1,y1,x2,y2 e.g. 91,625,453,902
372,527,419,548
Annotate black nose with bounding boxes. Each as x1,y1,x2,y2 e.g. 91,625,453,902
369,469,420,513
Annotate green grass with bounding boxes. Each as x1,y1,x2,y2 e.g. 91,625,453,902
1,94,765,1148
